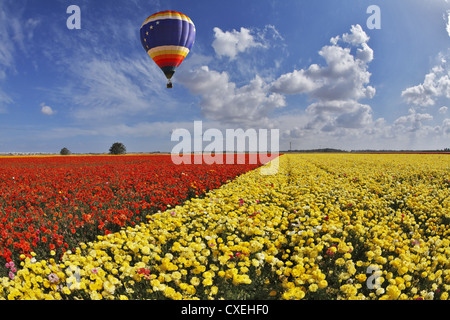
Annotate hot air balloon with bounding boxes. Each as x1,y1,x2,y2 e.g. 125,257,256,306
140,11,196,88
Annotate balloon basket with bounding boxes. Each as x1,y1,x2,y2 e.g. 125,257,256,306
167,80,173,89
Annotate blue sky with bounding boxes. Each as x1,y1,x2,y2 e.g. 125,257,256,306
0,0,449,153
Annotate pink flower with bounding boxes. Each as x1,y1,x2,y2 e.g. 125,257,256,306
91,268,98,274
9,271,15,280
48,273,59,283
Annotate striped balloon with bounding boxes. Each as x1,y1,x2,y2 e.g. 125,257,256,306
140,11,196,87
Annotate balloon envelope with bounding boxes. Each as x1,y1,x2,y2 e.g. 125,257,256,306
140,11,196,83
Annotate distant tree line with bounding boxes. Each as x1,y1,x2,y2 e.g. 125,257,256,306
285,148,348,153
59,144,449,155
284,148,450,153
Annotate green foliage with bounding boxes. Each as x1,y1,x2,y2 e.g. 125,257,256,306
60,147,71,155
109,142,126,155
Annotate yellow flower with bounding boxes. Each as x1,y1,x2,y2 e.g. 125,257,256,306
141,246,150,255
251,259,260,267
398,266,409,275
335,258,345,267
202,278,213,286
190,277,200,286
103,281,116,295
318,280,328,289
386,285,401,299
308,283,318,292
337,242,349,254
150,279,160,289
282,287,305,300
61,286,71,295
172,271,182,280
90,291,102,300
355,274,367,283
340,284,357,297
186,285,196,295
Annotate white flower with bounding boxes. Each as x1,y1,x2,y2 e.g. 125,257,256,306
256,252,265,262
291,221,301,228
425,292,434,300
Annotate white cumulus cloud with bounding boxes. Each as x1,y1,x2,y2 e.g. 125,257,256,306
445,10,450,37
178,65,285,126
342,24,370,46
212,27,264,60
40,103,55,115
394,108,433,132
401,57,450,107
271,24,375,132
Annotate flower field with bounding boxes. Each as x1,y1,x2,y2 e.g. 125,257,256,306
1,153,450,300
0,154,262,271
